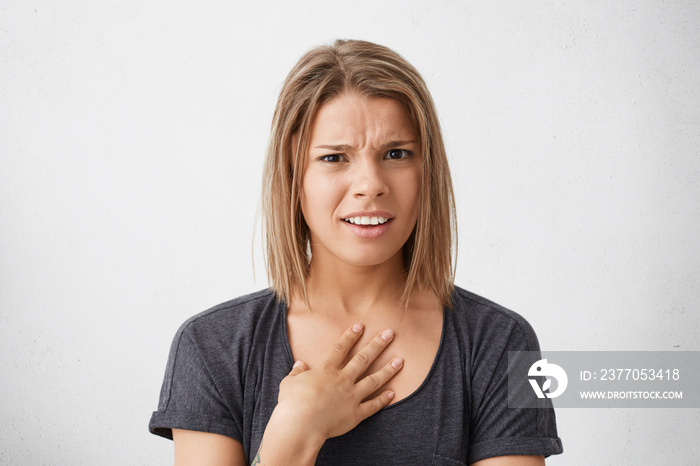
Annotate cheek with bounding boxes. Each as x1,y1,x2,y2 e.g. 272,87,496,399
301,172,344,222
397,169,422,212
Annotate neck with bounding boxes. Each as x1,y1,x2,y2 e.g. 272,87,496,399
302,251,407,318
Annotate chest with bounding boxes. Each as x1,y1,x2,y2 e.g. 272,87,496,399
285,308,443,404
243,308,470,464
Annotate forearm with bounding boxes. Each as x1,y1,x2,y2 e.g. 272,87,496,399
252,407,326,466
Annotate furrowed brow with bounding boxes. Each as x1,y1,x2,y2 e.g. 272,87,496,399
313,140,418,151
379,140,418,150
313,144,354,151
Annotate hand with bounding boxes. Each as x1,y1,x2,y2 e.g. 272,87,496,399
275,323,403,441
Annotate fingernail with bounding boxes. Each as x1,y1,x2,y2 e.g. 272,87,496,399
391,357,403,369
293,360,304,368
387,390,395,400
352,323,364,333
381,329,394,341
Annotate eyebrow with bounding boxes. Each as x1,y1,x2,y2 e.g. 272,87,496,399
313,140,418,151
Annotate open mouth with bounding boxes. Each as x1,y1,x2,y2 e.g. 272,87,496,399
342,216,390,226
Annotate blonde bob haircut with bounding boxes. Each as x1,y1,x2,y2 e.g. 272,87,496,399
262,39,456,308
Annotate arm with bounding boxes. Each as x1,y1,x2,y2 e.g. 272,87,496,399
253,323,403,465
471,455,545,466
172,429,246,466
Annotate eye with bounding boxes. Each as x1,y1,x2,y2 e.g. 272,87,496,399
385,149,411,160
319,154,345,163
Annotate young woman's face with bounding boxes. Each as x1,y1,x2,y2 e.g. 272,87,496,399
300,92,421,269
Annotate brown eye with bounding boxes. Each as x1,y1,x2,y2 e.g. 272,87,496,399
320,154,344,162
385,149,410,160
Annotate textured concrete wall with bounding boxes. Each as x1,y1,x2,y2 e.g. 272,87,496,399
1,1,698,464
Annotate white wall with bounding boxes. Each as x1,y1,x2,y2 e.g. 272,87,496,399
1,1,698,464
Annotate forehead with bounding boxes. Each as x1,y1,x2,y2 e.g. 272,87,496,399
308,92,417,145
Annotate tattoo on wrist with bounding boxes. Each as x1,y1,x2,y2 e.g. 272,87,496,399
251,442,262,466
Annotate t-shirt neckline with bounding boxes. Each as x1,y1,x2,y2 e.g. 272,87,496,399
279,300,448,412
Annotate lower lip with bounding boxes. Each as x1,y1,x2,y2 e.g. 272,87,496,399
342,219,392,238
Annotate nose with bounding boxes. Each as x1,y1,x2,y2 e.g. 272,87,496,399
352,158,387,199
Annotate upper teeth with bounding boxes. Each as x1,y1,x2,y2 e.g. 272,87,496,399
344,216,389,225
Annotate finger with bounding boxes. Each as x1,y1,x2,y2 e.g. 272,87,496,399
342,329,395,378
358,390,395,420
323,323,364,366
288,360,307,376
356,356,404,395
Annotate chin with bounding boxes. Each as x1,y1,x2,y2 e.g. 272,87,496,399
339,248,405,269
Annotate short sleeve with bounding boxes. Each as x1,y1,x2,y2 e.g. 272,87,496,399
148,320,243,442
466,309,563,463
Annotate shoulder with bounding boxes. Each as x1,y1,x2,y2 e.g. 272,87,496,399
169,288,284,360
448,285,541,353
152,289,284,442
161,288,287,392
446,288,563,462
177,289,279,335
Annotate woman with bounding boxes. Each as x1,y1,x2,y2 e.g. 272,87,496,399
149,39,563,465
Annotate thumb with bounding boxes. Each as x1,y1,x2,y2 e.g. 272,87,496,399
289,360,307,376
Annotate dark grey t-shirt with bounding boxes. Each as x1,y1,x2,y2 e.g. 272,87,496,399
149,287,563,464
